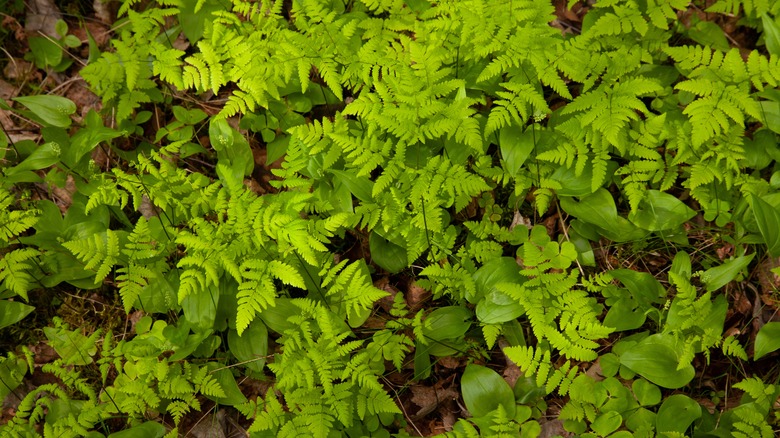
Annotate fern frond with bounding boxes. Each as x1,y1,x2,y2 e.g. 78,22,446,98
62,230,120,284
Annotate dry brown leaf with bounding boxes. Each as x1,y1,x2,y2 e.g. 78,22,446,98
756,256,780,307
0,79,16,101
186,409,227,438
139,195,158,219
539,418,569,438
500,342,523,387
29,342,58,364
409,383,458,419
407,281,430,312
92,0,116,24
375,277,400,313
436,355,461,370
24,0,63,39
4,59,36,81
50,174,76,213
66,82,101,118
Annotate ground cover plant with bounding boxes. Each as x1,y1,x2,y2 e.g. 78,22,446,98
2,0,780,436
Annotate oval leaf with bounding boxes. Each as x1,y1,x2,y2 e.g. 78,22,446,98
13,95,75,128
475,290,523,324
620,334,694,389
702,254,754,292
632,379,661,406
108,421,166,438
591,411,622,436
754,321,780,360
228,320,268,372
461,364,516,418
628,190,696,231
370,231,408,274
0,300,35,330
472,257,524,304
750,194,780,256
656,394,701,433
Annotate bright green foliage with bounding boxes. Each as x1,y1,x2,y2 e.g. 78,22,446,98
257,299,399,436
3,0,780,436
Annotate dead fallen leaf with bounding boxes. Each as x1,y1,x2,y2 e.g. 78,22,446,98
510,210,532,231
409,382,459,419
186,409,227,438
500,342,523,387
25,0,63,39
407,281,430,312
732,288,753,315
29,342,58,364
0,79,16,101
128,310,145,333
436,355,461,370
49,174,76,213
93,0,116,24
4,59,36,81
139,195,158,219
375,277,400,313
65,81,102,118
2,16,25,41
756,256,780,306
539,418,569,438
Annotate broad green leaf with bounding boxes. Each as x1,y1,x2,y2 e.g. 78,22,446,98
181,285,219,331
603,297,646,331
0,300,34,330
610,269,666,307
3,142,61,175
750,194,780,256
178,0,224,43
228,320,268,372
461,364,516,418
43,325,97,366
331,169,374,203
686,19,730,52
472,257,523,304
499,125,534,176
209,118,234,151
625,408,656,433
599,353,621,378
55,19,68,38
424,306,471,341
656,394,701,433
259,298,298,334
27,37,63,70
208,362,247,406
559,189,646,242
369,231,408,274
759,100,780,134
514,376,545,403
670,251,692,278
632,379,661,406
476,290,523,324
63,110,121,167
413,340,432,380
701,254,755,292
13,95,75,128
0,355,27,401
628,190,696,232
136,268,180,314
754,321,780,360
502,320,526,347
620,334,694,389
591,411,622,436
168,330,212,361
108,421,166,438
762,14,780,57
